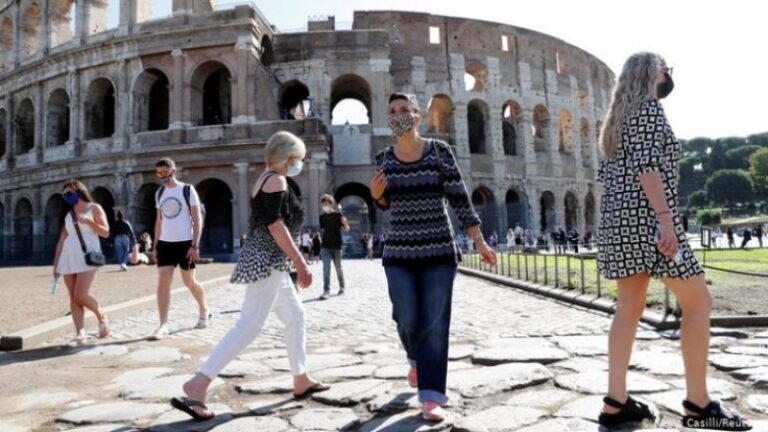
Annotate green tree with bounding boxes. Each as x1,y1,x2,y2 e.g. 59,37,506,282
705,169,754,206
725,145,762,169
683,137,714,155
750,148,768,191
747,132,768,147
687,190,708,208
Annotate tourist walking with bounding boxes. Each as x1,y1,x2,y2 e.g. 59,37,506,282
318,194,349,300
727,227,735,248
311,231,322,264
149,158,211,340
113,210,136,271
596,52,750,430
53,179,111,344
371,93,496,422
172,131,329,421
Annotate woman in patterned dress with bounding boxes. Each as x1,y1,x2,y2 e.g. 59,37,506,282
597,52,750,430
371,93,496,422
172,131,329,421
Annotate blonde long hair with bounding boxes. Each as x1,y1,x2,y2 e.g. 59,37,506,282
600,52,664,158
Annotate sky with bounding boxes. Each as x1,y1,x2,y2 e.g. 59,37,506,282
122,1,767,140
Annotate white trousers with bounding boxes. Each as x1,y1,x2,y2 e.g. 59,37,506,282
199,270,307,378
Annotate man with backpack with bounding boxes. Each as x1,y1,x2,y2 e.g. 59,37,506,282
150,158,211,340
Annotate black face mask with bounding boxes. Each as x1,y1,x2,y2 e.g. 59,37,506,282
656,72,674,99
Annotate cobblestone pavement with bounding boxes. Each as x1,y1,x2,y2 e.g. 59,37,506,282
0,260,767,431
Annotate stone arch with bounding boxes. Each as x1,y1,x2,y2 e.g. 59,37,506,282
133,68,170,132
472,186,497,238
506,188,529,229
539,191,556,233
564,191,579,232
426,94,453,136
46,88,70,147
280,80,310,120
467,99,489,155
502,100,522,156
196,178,234,256
92,186,115,257
260,35,274,66
13,197,34,260
0,108,6,158
191,61,232,126
1,17,14,68
43,193,67,256
558,109,574,154
331,74,372,125
465,62,487,92
584,190,596,229
335,182,375,257
135,182,160,235
15,98,35,155
50,0,76,47
533,105,549,153
580,117,591,166
85,78,116,139
20,3,41,59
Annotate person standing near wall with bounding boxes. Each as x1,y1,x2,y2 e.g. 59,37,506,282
318,194,350,300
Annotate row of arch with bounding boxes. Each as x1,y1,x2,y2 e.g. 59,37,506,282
470,187,596,238
0,61,233,158
279,74,602,166
1,178,237,261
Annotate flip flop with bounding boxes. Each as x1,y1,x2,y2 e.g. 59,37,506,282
170,397,215,421
293,382,331,399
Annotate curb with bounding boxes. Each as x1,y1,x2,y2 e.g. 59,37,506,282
0,275,232,351
458,267,768,329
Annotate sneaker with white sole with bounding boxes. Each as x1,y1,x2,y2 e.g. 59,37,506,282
422,401,446,422
149,324,169,341
195,310,212,329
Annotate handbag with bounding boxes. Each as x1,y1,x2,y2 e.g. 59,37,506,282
71,209,106,267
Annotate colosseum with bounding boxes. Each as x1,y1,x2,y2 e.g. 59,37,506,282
0,1,614,263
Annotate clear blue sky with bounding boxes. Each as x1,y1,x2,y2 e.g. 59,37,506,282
118,1,767,140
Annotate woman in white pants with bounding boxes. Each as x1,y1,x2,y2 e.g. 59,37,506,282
172,131,329,421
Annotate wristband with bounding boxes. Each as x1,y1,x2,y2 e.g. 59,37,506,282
656,210,671,216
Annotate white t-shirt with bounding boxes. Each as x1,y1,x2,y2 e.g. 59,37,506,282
301,233,311,247
156,182,200,242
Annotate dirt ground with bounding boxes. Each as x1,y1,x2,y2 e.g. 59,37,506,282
0,263,235,334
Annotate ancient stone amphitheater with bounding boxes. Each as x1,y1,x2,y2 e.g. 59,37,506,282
0,1,614,262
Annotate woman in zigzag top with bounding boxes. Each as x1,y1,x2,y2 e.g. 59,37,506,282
371,93,496,422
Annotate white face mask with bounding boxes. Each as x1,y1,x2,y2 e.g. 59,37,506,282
322,205,333,213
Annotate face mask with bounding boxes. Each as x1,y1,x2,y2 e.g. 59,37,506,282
322,205,333,213
388,112,416,136
159,173,174,184
64,192,80,206
287,159,304,177
656,72,674,99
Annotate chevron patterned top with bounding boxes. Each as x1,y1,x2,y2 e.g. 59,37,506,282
374,139,481,267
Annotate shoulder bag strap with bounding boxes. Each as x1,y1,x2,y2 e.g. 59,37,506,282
432,140,447,185
70,209,88,254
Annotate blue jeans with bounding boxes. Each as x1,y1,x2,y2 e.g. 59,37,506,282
384,263,457,405
321,248,345,293
115,234,131,265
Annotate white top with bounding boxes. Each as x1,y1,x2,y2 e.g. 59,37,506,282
301,233,311,247
57,207,102,275
514,226,523,237
156,182,200,242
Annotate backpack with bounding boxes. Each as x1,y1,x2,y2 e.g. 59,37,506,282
156,184,206,221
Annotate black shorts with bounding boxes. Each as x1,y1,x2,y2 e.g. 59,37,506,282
156,240,196,270
514,237,522,245
300,246,311,254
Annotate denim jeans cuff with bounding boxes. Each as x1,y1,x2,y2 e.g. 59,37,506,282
418,389,448,405
408,358,417,368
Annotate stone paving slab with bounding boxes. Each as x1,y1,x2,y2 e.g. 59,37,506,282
2,260,766,431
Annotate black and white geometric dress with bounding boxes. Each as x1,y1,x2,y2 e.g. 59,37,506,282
597,98,704,280
230,180,304,285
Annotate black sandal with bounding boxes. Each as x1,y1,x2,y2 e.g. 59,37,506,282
293,382,331,399
682,400,752,431
598,395,656,427
170,396,215,421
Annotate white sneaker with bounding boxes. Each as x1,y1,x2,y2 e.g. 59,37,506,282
149,324,169,341
195,309,213,329
120,264,128,271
